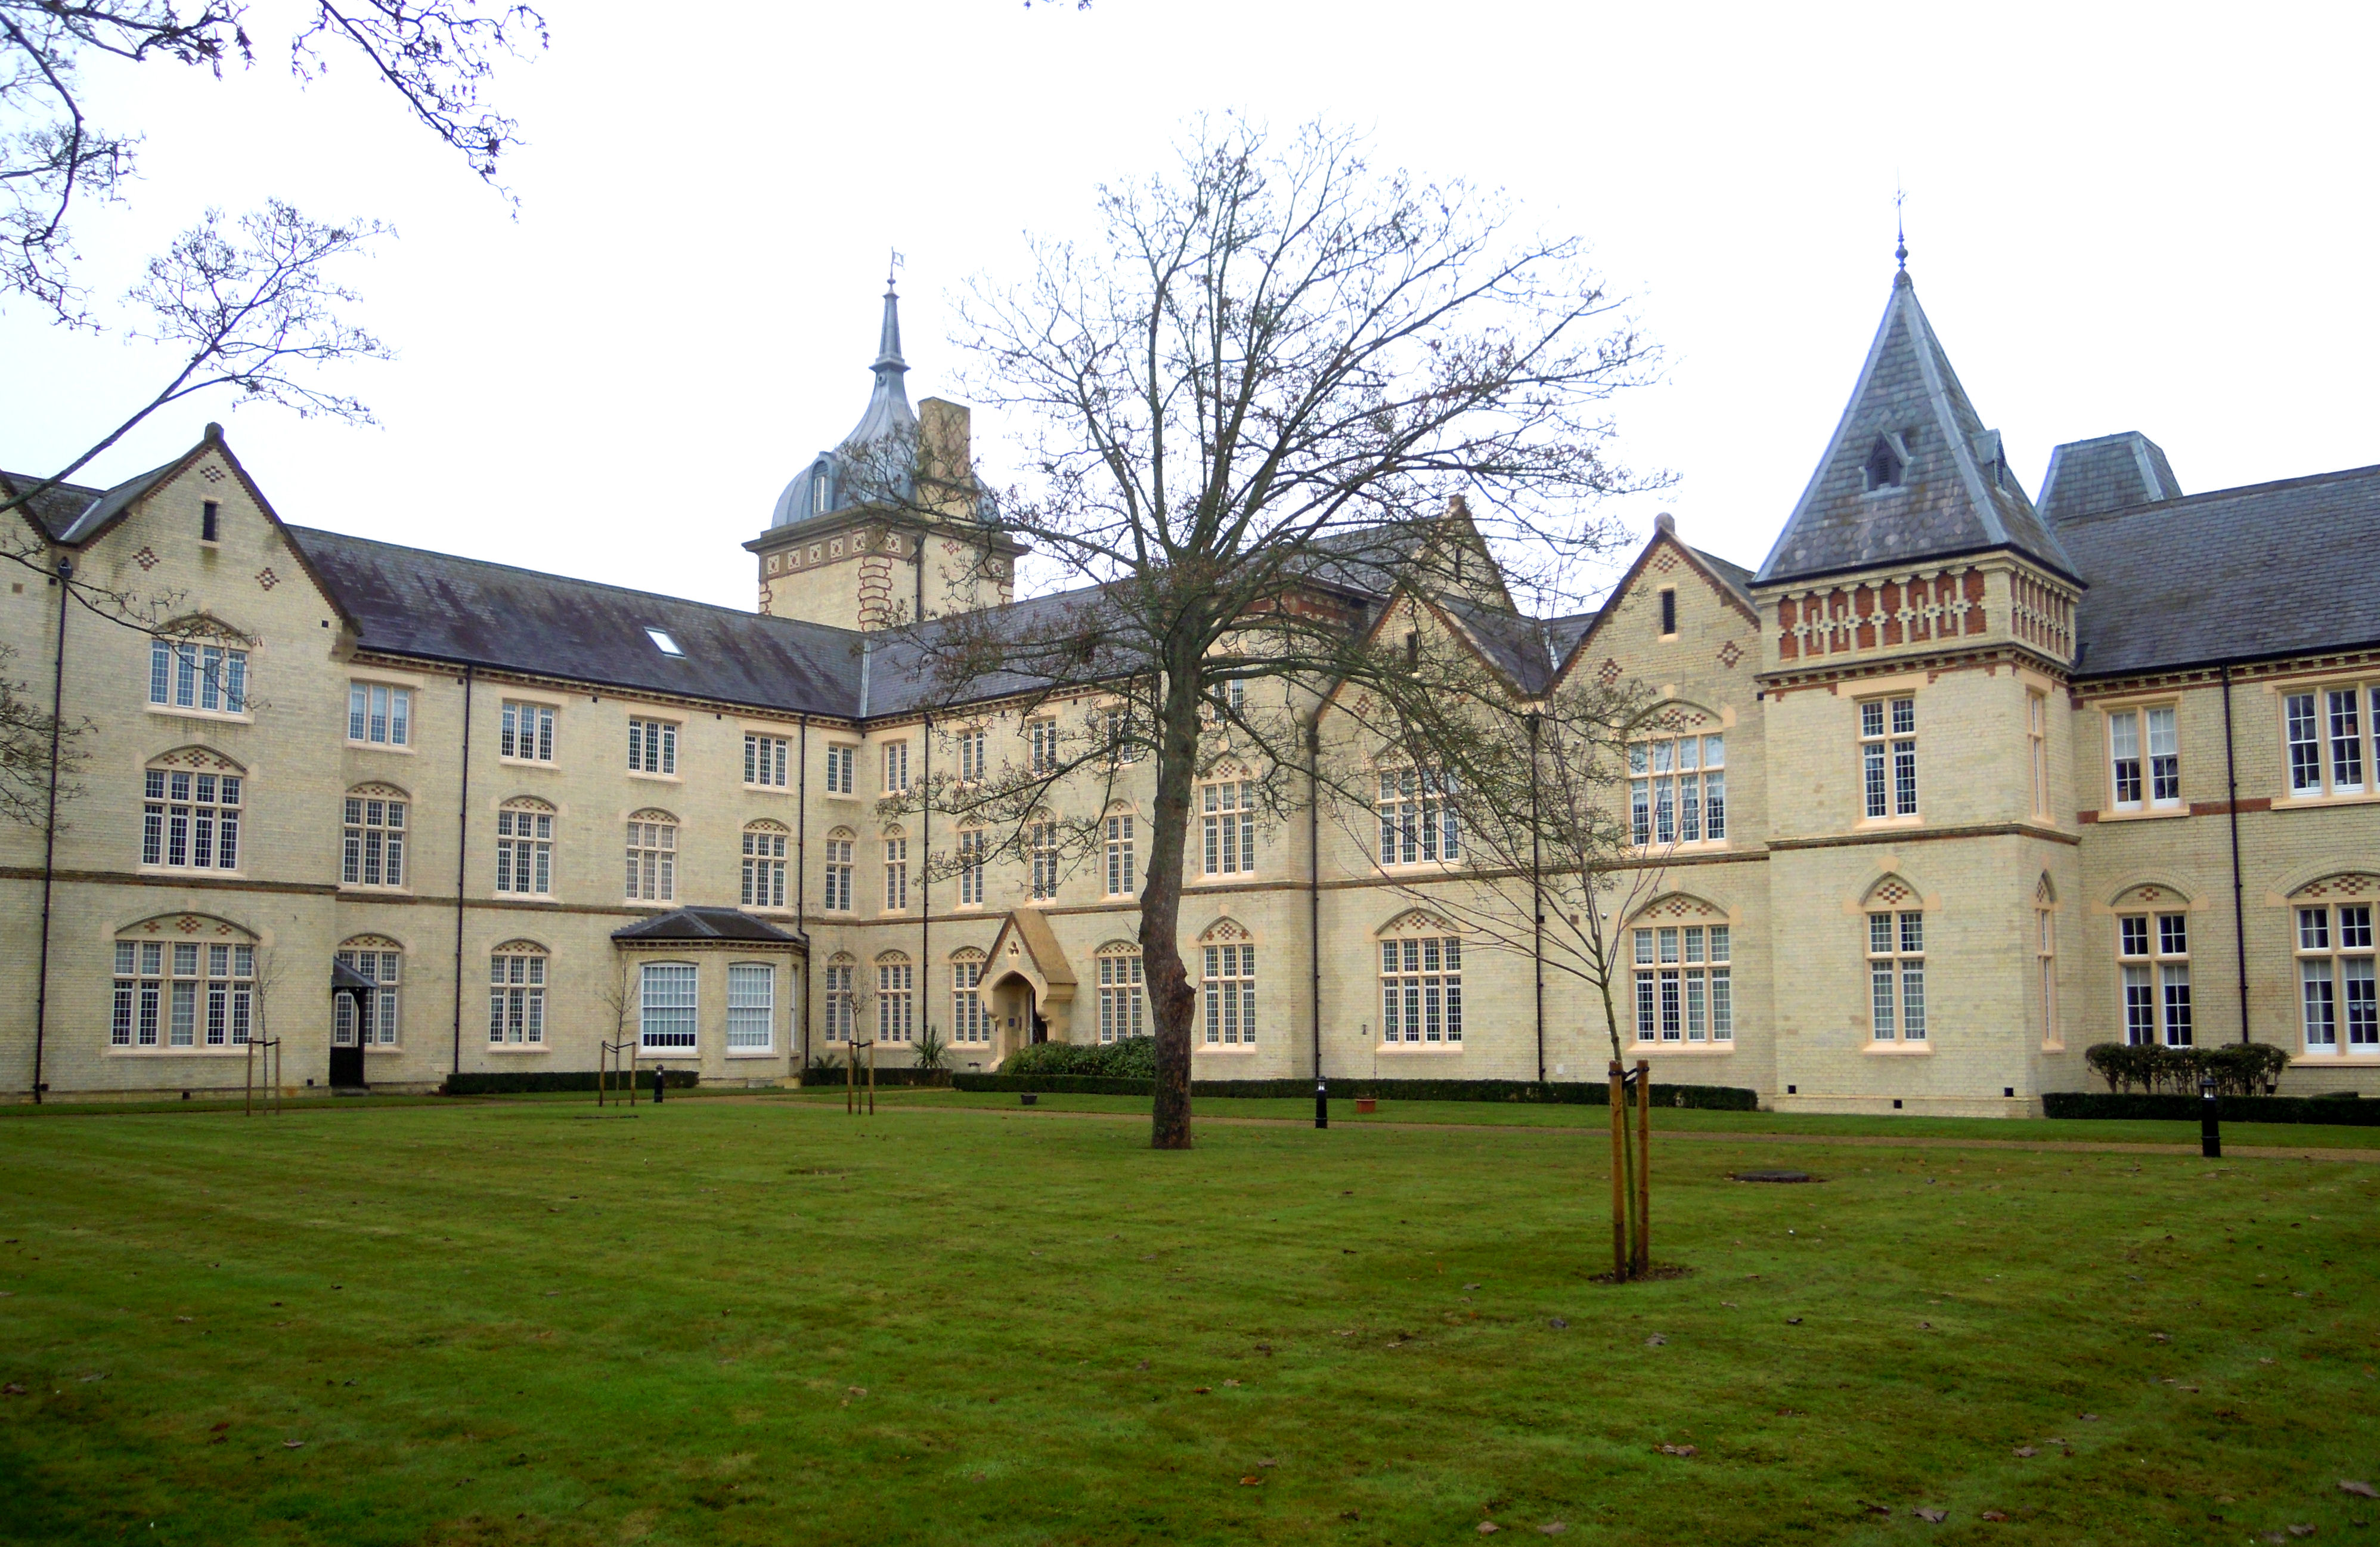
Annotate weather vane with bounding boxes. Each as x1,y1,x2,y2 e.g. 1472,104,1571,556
888,247,905,288
1894,184,1907,271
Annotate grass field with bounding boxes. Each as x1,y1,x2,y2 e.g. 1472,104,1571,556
3,1096,2377,1545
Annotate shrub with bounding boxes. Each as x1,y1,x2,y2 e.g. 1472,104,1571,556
997,1038,1156,1079
2085,1042,2295,1097
2044,1090,2380,1126
947,1073,1759,1110
442,1069,696,1096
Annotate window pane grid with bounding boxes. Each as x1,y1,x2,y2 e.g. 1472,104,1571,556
1865,909,1925,1041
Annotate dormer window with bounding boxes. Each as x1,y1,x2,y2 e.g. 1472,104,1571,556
1864,434,1907,492
811,459,833,517
644,627,684,657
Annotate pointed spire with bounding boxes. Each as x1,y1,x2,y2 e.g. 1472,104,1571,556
873,282,906,374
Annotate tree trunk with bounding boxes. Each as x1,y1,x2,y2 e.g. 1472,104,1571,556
1139,666,1207,1150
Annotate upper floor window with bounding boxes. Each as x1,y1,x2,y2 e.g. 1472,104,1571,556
489,943,547,1046
2285,687,2375,799
1381,935,1462,1046
341,788,405,888
1633,923,1731,1045
142,763,241,871
348,682,410,746
628,717,677,775
877,956,914,1043
1378,769,1461,865
1203,938,1256,1047
882,740,910,793
957,827,986,906
335,940,401,1048
1028,718,1059,775
825,744,857,794
744,732,789,788
741,822,788,909
501,701,554,762
952,954,990,1045
1098,947,1145,1042
1657,588,1678,638
626,811,677,902
1860,697,1917,818
2027,691,2049,818
1866,909,1926,1041
2108,704,2180,810
149,639,246,715
2297,902,2375,1055
1105,814,1136,896
823,832,854,912
956,726,987,783
113,935,253,1050
200,500,219,543
2117,911,2191,1046
495,799,553,896
1863,433,1905,491
1203,778,1255,876
1028,819,1059,902
1629,735,1724,847
884,832,909,911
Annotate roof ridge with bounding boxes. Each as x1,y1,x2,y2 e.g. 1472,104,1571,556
2056,459,2380,525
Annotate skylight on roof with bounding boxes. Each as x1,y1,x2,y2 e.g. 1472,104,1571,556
644,627,684,657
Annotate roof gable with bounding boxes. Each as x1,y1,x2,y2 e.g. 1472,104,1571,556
1756,273,2078,586
1550,523,1758,689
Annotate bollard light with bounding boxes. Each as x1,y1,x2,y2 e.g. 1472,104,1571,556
1315,1076,1328,1130
2199,1075,2220,1159
653,1063,667,1104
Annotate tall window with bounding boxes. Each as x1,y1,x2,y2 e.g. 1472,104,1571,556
883,833,909,910
882,740,909,793
2108,705,2180,810
1628,735,1725,847
335,942,401,1047
627,717,677,775
1202,940,1256,1046
627,812,678,902
1203,779,1255,876
2118,912,2192,1046
1861,698,1918,818
2284,688,2375,798
956,726,986,783
823,834,854,911
823,960,854,1042
1867,909,1926,1041
741,822,788,908
1381,936,1463,1045
1099,948,1145,1042
148,639,247,714
727,963,774,1052
1378,770,1462,864
113,938,252,1049
877,957,913,1042
488,945,547,1046
1028,719,1059,774
952,955,989,1045
957,828,986,906
2297,902,2376,1054
501,701,554,762
341,791,406,887
744,732,790,787
495,800,553,896
1029,820,1059,902
1633,923,1733,1044
1105,814,1135,896
142,766,241,871
348,682,410,746
639,961,698,1051
2037,905,2058,1047
2028,691,2049,817
825,744,857,794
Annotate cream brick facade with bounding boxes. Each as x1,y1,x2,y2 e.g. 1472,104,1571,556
6,273,2377,1109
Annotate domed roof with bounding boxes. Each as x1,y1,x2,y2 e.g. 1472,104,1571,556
770,285,918,528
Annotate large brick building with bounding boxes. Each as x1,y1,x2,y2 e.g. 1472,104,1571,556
5,267,2375,1110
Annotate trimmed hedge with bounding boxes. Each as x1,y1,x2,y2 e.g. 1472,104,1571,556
2044,1090,2380,1127
949,1073,1758,1110
442,1069,697,1096
2081,1041,2293,1096
799,1066,952,1090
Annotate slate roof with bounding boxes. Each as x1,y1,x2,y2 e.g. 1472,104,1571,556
611,906,806,943
2062,462,2380,677
2038,431,2183,524
287,526,870,717
4,460,182,546
1691,546,1756,604
1445,599,1564,694
1756,272,2079,586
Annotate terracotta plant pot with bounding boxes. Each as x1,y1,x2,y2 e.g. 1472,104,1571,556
1355,1097,1377,1114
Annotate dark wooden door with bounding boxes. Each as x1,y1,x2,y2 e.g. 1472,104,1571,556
330,989,366,1087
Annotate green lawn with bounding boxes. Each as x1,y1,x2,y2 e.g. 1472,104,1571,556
3,1100,2376,1545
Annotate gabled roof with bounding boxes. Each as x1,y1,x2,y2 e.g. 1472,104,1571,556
2062,462,2380,677
4,458,182,546
611,906,805,944
1756,271,2079,587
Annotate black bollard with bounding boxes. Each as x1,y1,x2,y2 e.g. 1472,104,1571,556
2200,1075,2219,1158
1315,1076,1328,1130
653,1063,666,1105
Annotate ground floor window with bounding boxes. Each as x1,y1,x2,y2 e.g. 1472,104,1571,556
952,957,989,1044
1099,949,1145,1042
1381,936,1462,1044
1203,942,1255,1045
640,961,698,1051
1633,924,1731,1044
878,958,913,1042
1867,910,1926,1041
113,939,252,1049
726,963,774,1052
2118,912,2190,1047
335,943,401,1047
823,961,854,1042
489,945,547,1045
2297,902,2376,1053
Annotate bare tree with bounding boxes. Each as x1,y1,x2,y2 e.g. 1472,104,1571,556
0,643,85,826
878,117,1664,1149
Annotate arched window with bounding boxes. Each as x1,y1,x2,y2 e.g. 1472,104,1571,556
342,784,408,889
1198,919,1255,1048
495,798,554,896
141,748,245,872
1201,767,1256,877
2035,874,2059,1050
823,827,855,912
1628,897,1730,1045
823,951,856,1042
336,935,403,1048
1104,810,1136,896
950,948,990,1045
2294,876,2378,1056
1095,942,1145,1042
2113,883,2191,1047
876,952,913,1043
957,826,987,906
488,940,548,1047
1377,911,1462,1047
1863,876,1926,1042
627,809,678,902
741,820,789,909
883,825,909,911
111,915,255,1050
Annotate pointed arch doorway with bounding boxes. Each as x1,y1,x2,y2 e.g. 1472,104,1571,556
979,911,1076,1058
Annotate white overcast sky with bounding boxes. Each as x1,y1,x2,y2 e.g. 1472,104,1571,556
6,1,2376,611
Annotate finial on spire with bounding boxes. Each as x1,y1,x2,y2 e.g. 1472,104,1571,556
887,246,904,292
1894,184,1908,273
